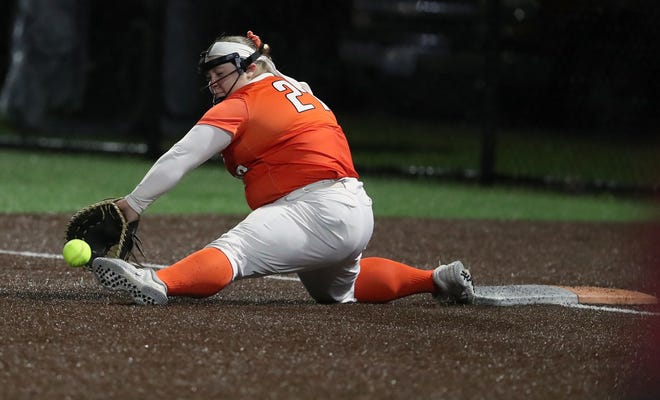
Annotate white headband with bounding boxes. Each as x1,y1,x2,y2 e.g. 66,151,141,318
206,42,254,60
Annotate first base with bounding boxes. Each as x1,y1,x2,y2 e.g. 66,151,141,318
474,285,657,306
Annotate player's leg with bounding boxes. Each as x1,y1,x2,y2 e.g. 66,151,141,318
91,247,234,305
354,257,435,302
354,257,475,304
298,256,475,304
155,247,234,297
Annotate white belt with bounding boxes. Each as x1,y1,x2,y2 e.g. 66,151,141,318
285,178,354,201
300,179,345,192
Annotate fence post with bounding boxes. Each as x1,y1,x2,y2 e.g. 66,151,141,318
480,0,500,185
134,0,164,159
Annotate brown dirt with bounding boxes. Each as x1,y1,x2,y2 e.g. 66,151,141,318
1,213,659,400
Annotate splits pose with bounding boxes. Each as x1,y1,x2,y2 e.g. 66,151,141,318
91,31,474,306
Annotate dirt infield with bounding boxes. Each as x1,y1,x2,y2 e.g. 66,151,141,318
1,213,659,399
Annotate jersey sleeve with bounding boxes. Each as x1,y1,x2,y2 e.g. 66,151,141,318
125,125,232,214
197,97,249,137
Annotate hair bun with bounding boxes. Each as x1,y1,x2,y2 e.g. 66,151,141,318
246,30,262,49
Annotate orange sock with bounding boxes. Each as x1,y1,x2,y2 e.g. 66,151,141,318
156,247,233,297
354,257,436,303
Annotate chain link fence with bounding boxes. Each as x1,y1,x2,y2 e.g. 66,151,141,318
1,0,658,193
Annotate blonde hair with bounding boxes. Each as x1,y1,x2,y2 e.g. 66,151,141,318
215,34,273,76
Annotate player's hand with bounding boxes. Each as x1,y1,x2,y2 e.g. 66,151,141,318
115,198,140,223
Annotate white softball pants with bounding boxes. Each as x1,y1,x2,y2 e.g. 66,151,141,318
207,178,374,303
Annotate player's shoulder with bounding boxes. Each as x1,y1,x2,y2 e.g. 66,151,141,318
202,95,249,121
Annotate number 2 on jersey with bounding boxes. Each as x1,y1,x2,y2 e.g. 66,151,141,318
272,80,330,112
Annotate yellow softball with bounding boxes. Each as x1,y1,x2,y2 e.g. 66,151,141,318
62,239,92,267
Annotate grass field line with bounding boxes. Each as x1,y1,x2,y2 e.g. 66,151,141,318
2,248,657,315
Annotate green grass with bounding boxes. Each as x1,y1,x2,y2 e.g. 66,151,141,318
365,177,656,221
340,114,660,188
0,149,656,221
0,150,250,215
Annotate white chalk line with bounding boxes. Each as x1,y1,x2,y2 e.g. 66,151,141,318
564,303,659,316
2,248,658,315
0,249,300,281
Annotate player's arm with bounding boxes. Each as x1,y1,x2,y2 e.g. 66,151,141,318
122,124,232,219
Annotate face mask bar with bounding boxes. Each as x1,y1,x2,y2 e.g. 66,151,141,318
198,52,241,74
198,44,263,74
198,46,263,104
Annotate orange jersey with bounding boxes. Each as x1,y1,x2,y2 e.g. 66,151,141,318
197,75,358,209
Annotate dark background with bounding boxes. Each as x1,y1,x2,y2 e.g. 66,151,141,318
1,0,658,190
2,0,658,131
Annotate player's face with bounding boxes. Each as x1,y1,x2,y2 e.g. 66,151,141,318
206,63,240,98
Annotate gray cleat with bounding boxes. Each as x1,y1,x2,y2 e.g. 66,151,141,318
92,257,168,305
432,260,475,304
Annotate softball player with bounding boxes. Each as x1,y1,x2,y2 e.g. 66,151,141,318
91,31,475,306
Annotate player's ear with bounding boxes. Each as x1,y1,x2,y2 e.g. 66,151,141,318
245,63,258,78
